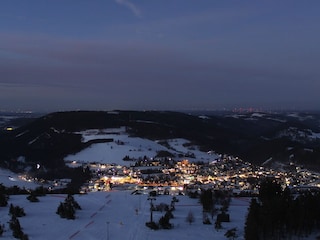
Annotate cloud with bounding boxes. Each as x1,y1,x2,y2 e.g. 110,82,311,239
115,0,141,17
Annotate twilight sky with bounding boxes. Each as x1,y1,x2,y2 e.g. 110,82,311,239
1,0,319,112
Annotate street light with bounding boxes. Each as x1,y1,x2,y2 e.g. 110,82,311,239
106,221,110,240
147,197,156,222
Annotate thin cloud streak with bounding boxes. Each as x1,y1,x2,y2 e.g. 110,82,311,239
115,0,141,17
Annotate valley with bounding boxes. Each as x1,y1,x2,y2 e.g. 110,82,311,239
1,110,320,239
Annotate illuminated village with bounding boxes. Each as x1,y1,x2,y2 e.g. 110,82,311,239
64,155,320,195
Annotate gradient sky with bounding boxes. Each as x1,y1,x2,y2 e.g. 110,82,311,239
1,0,319,112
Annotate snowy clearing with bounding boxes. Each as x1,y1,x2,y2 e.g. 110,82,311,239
65,128,219,166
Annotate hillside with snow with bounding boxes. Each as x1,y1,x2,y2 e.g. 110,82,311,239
1,110,320,177
1,110,320,239
0,189,251,240
64,127,219,166
1,171,318,240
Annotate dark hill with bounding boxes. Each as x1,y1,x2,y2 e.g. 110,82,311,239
1,110,320,173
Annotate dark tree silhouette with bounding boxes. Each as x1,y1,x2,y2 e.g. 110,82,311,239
56,194,81,219
200,189,213,212
244,198,261,240
159,210,173,229
9,215,28,239
245,179,320,239
225,228,237,240
0,223,4,236
9,204,26,218
0,193,8,207
26,192,39,202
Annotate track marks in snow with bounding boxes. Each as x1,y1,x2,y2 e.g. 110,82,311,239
68,193,112,239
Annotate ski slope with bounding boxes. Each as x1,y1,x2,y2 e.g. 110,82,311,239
0,191,250,240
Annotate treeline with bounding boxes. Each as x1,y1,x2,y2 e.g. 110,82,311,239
245,180,320,239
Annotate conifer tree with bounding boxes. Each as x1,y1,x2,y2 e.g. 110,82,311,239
0,223,4,236
0,192,8,207
9,215,23,239
56,194,81,219
244,198,260,240
9,204,26,218
26,192,39,202
200,189,213,212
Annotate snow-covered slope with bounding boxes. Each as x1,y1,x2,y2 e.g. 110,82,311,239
0,168,40,189
0,191,250,240
64,128,219,166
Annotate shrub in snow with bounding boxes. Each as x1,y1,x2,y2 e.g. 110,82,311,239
215,219,222,230
159,213,173,229
202,212,211,225
0,193,8,207
33,186,47,196
145,221,159,230
0,184,9,207
9,215,28,239
9,204,26,218
217,211,230,222
26,192,39,202
56,202,75,219
224,228,237,240
65,194,81,210
56,194,81,220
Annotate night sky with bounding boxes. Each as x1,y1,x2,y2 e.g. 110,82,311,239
1,0,319,112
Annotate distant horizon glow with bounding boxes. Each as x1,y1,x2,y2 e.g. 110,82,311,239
1,1,319,112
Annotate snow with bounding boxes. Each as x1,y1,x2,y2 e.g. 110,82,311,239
166,138,219,162
0,127,246,239
250,113,265,118
65,131,169,166
0,168,318,240
15,130,29,138
310,131,320,139
1,166,249,240
266,117,287,123
28,136,39,145
277,127,320,142
228,114,245,119
77,128,127,143
1,123,319,239
261,157,273,166
287,113,314,121
0,191,250,240
198,115,210,120
0,168,39,189
65,128,219,166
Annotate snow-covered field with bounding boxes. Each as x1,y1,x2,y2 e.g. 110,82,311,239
1,124,319,239
0,128,248,240
0,167,249,240
0,190,250,240
64,128,219,166
0,168,39,189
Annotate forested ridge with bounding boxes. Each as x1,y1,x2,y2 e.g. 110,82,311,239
1,110,320,174
245,180,320,239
